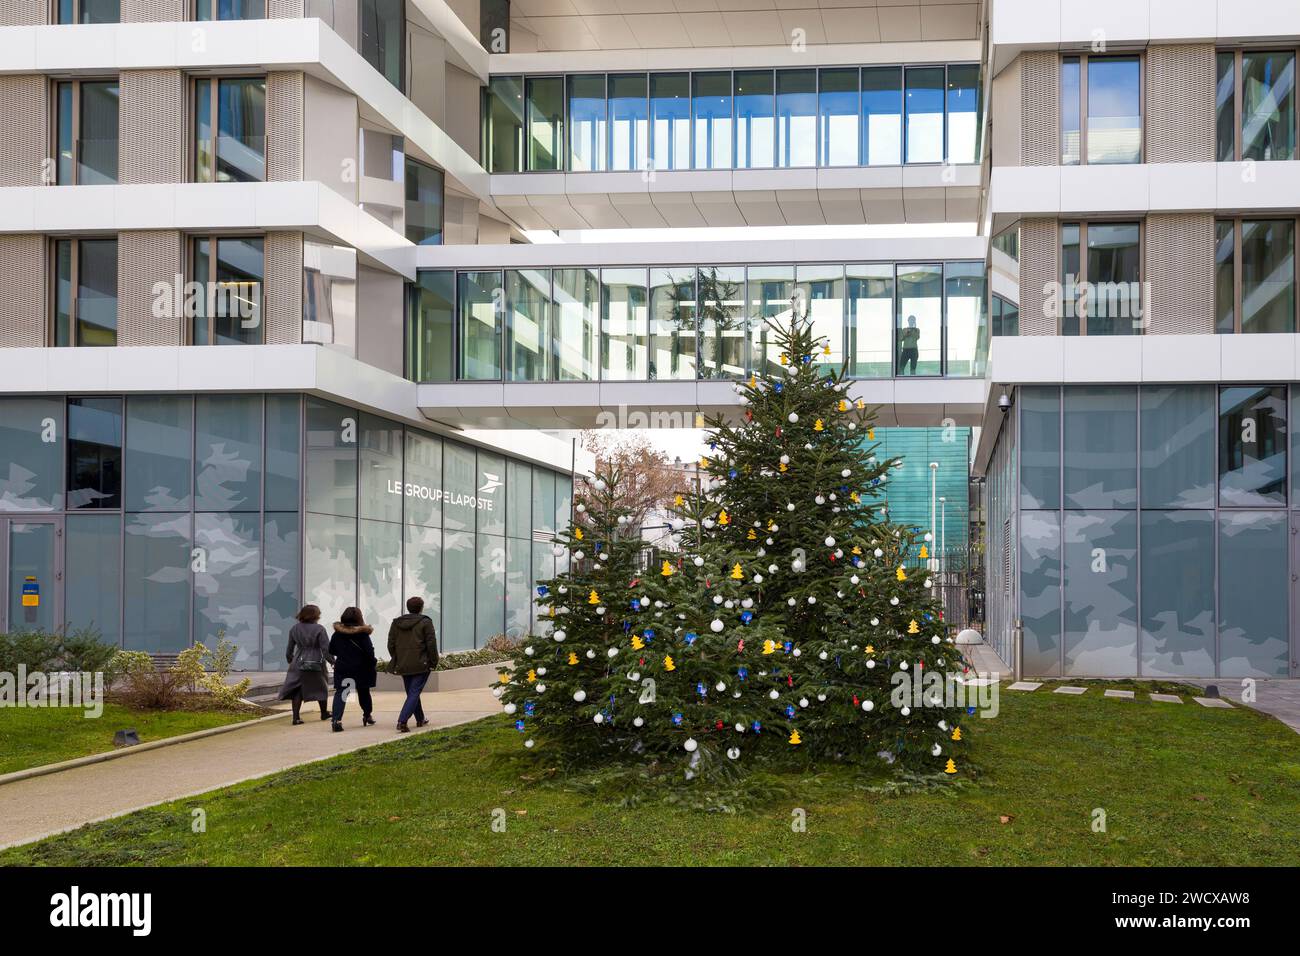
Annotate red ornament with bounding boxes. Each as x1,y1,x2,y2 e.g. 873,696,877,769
852,694,859,707
787,674,794,687
715,719,724,730
639,657,645,666
737,639,745,653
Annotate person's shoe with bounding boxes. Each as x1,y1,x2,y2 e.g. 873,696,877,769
331,721,344,733
320,711,331,721
416,719,430,728
396,723,410,733
292,718,304,726
362,715,376,726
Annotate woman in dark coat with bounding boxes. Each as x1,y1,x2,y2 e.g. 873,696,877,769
278,604,334,725
328,606,377,732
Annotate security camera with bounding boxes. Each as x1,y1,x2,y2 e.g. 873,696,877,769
997,392,1011,413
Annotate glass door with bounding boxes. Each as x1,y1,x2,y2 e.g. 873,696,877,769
1,517,64,634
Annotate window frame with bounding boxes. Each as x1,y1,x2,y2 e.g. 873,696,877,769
49,236,118,347
187,234,266,346
190,0,266,19
1060,52,1145,166
1214,216,1300,334
191,74,269,184
1216,47,1300,162
1059,219,1145,336
52,77,120,186
54,0,119,23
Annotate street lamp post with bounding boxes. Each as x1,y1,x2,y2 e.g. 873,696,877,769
928,462,939,572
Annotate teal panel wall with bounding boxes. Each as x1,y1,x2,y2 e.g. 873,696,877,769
864,426,970,553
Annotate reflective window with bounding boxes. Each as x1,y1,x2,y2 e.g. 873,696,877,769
405,157,444,245
476,532,506,644
67,513,121,646
459,270,503,381
483,76,523,173
55,80,118,185
1216,52,1235,161
904,67,944,163
776,69,817,168
0,398,63,511
305,397,357,518
505,538,531,640
195,77,266,183
262,512,300,665
862,67,902,165
1019,386,1061,510
1140,510,1215,677
506,269,551,382
650,73,690,172
359,518,403,632
441,530,474,651
1086,56,1141,164
1215,220,1235,333
194,395,262,512
194,512,261,663
1242,51,1295,161
407,270,454,382
124,513,191,653
360,0,405,91
442,442,476,533
1241,219,1295,333
196,0,265,19
553,268,599,381
192,236,264,345
304,513,357,614
1219,511,1290,676
404,430,442,529
54,238,117,347
1063,386,1137,509
735,70,775,169
692,72,732,170
1140,386,1215,509
303,241,357,351
531,539,554,635
747,266,793,378
506,459,531,539
698,267,746,379
359,413,403,523
404,524,441,639
1061,57,1081,165
67,397,121,510
125,397,193,512
990,295,1019,337
567,74,607,172
649,268,696,380
532,468,555,536
895,263,941,375
264,394,300,512
819,68,859,166
609,73,649,172
58,0,119,22
525,76,563,172
1061,222,1081,335
1063,510,1137,676
601,268,648,380
796,264,844,372
946,63,979,163
1219,385,1287,506
1085,222,1141,335
1019,509,1061,677
477,451,506,535
847,263,892,377
944,261,985,377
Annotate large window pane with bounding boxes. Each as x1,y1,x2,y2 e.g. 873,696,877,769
303,241,357,351
1219,385,1287,506
1141,510,1215,677
195,395,262,512
403,524,441,641
359,518,403,634
0,397,63,511
609,73,648,172
441,530,474,652
360,0,404,91
649,268,696,380
1141,386,1215,508
1085,222,1141,335
602,268,648,380
67,397,121,510
1242,52,1296,162
476,533,506,645
1061,222,1081,335
735,70,774,168
1219,511,1289,677
194,237,264,345
650,73,690,172
1063,386,1137,509
904,66,944,163
477,451,506,535
553,268,599,381
1020,509,1061,677
895,263,941,375
196,0,266,19
124,513,191,654
776,69,816,168
304,513,357,615
1063,510,1137,676
531,539,554,636
1216,52,1235,162
847,263,892,377
262,511,299,669
863,67,902,165
66,513,121,646
404,157,444,246
567,74,607,172
1087,56,1141,164
944,261,985,377
1020,386,1061,509
1061,57,1081,165
507,459,531,539
698,266,746,379
1215,220,1235,333
747,266,793,378
796,264,844,372
57,239,118,347
359,413,403,523
692,72,732,169
525,75,563,172
407,270,454,382
442,442,476,532
125,396,192,512
531,468,555,536
305,397,357,518
78,81,119,185
459,270,503,381
484,76,523,173
1241,219,1295,333
506,268,551,382
403,429,442,528
946,63,979,163
216,77,266,183
194,512,260,666
264,394,299,512
819,68,859,166
505,538,531,640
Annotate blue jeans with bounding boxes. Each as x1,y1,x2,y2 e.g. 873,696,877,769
398,671,430,726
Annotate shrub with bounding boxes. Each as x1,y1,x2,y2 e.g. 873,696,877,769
0,627,120,677
110,639,251,710
112,650,188,710
57,626,121,678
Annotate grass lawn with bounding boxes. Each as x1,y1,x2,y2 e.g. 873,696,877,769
3,681,1299,866
0,702,264,777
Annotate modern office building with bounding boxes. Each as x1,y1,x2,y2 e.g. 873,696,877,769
0,1,1297,678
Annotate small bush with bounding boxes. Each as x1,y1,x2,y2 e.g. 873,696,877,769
58,626,122,678
112,651,188,710
110,639,251,710
0,627,121,677
0,630,61,673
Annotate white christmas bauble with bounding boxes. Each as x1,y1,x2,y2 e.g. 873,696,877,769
791,559,804,572
900,661,909,671
769,689,780,700
807,596,817,604
792,648,801,657
866,659,876,669
553,629,566,642
815,495,826,505
724,600,734,609
924,532,932,542
939,720,949,731
713,595,723,605
573,690,586,702
787,502,795,512
924,579,933,589
932,744,942,757
735,722,746,733
788,413,799,423
817,694,827,702
753,573,764,584
671,518,685,531
573,550,585,561
870,617,879,626
787,598,797,606
633,716,644,727
850,575,860,585
770,524,779,533
741,598,753,608
932,636,941,644
727,747,741,760
799,697,809,708
593,479,607,492
492,687,503,698
848,423,856,431
818,651,828,660
503,703,517,714
596,607,606,615
825,536,836,547
552,545,564,557
861,699,874,712
780,454,790,465
693,556,705,567
769,564,779,574
890,597,900,605
586,649,596,659
710,619,724,633
684,737,698,753
874,548,884,558
901,706,911,716
716,681,727,692
536,683,547,693
576,503,586,513
593,713,604,723
841,469,851,478
607,647,619,658
537,667,547,675
524,739,534,748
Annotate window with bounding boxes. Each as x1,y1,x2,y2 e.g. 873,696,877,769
1216,50,1296,162
747,266,793,378
303,241,357,349
525,76,563,172
1214,218,1296,333
459,271,503,381
819,68,859,166
776,69,817,168
194,77,266,183
609,74,648,172
1060,221,1142,336
649,73,690,173
192,237,264,345
904,66,944,163
195,0,265,19
360,0,405,92
895,263,942,375
847,263,892,377
57,0,118,22
54,238,117,347
990,295,1019,337
480,0,510,53
692,72,732,169
697,267,745,379
55,80,119,185
735,71,775,169
483,76,523,173
67,397,121,510
601,268,648,380
553,268,599,380
796,264,844,370
946,63,979,163
407,270,454,382
404,157,444,245
1063,386,1137,509
1061,54,1141,165
0,398,63,511
649,268,696,380
1219,385,1287,506
506,269,551,381
863,66,902,165
944,260,985,377
567,75,607,172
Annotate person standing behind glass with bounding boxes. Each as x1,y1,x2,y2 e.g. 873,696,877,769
898,315,920,375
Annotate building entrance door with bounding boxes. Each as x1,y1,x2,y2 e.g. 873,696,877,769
0,517,64,634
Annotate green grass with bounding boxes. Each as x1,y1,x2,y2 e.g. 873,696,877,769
0,702,263,776
3,681,1299,866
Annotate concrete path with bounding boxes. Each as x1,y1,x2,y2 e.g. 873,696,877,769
1187,679,1300,734
0,686,498,851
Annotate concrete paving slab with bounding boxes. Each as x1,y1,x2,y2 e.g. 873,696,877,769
1007,681,1042,691
1150,693,1183,703
1103,689,1135,699
1193,697,1234,708
1053,686,1087,694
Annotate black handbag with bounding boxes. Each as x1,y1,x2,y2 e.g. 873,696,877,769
296,637,324,673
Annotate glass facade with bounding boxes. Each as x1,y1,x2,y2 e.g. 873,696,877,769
1215,49,1297,162
483,64,980,172
0,394,570,668
409,260,986,383
1061,55,1142,165
1003,384,1298,678
404,157,444,246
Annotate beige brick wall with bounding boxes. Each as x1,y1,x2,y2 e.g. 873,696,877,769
117,231,185,346
264,232,304,344
1145,214,1216,334
0,236,48,347
1018,218,1059,335
1146,45,1215,163
0,76,49,187
119,70,187,185
1019,52,1059,167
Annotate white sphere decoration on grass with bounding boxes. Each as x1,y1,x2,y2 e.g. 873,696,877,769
573,690,587,702
503,703,517,714
684,737,698,753
553,629,566,642
861,699,874,712
710,619,725,633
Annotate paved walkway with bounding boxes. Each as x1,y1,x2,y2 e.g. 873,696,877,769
0,686,498,851
1186,679,1300,734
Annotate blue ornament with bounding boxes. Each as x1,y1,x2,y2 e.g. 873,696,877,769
514,719,525,732
729,468,738,479
622,620,632,632
643,628,655,640
737,667,749,681
672,712,683,726
967,706,976,715
740,610,754,624
785,705,796,718
696,682,707,697
630,599,641,610
752,720,762,733
536,585,549,597
783,641,793,654
774,382,783,393
684,632,698,645
524,702,535,716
